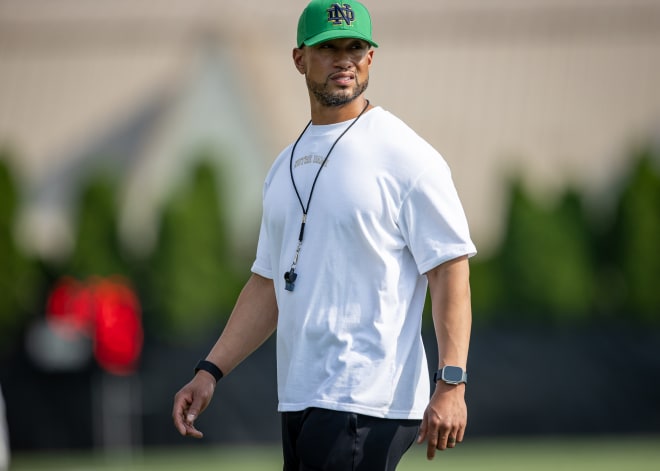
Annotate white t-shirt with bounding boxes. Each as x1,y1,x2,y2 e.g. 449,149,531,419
251,106,476,419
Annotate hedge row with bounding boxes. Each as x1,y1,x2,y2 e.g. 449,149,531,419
1,145,658,352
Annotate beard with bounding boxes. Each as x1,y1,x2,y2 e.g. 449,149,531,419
306,74,369,107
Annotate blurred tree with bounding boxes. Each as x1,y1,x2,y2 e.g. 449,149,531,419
604,148,660,323
468,254,503,324
67,173,129,278
146,158,246,342
472,178,596,323
0,155,41,353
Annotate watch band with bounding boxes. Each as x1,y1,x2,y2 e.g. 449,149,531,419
194,360,224,383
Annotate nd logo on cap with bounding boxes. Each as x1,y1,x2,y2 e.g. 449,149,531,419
327,3,356,26
297,1,379,48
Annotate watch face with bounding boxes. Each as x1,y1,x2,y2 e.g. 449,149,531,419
442,366,464,383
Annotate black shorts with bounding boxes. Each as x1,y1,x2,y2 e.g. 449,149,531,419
281,407,421,471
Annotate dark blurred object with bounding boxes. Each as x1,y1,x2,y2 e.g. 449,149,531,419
2,326,659,451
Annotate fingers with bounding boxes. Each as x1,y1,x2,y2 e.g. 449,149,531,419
417,416,439,460
446,430,459,448
172,391,191,436
418,409,465,460
426,432,439,460
424,426,462,459
173,399,204,439
184,399,206,439
456,426,465,444
182,414,204,439
174,403,203,438
419,387,468,460
442,425,462,449
416,416,428,444
172,378,214,439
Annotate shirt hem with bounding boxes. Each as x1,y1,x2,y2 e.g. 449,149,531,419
417,245,477,275
250,264,273,279
277,400,425,420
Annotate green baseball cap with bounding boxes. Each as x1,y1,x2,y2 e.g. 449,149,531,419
297,0,378,48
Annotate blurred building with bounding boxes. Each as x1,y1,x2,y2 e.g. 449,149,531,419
0,0,659,259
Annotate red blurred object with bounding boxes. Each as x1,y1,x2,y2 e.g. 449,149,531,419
91,278,143,376
45,276,143,375
46,277,94,338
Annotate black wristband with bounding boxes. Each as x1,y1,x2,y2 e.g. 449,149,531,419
194,360,224,383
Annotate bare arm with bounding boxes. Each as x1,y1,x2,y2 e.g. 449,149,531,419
172,273,278,438
205,273,278,375
416,255,472,459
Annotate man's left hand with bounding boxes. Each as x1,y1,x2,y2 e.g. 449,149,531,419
416,382,467,460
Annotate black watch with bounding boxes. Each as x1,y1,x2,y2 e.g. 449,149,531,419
433,366,467,385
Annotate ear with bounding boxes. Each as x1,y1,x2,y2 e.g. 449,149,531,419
292,47,306,75
366,48,375,67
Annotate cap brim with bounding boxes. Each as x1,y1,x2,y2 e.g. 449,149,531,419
302,30,378,48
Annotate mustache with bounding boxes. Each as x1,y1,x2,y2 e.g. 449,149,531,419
327,70,356,82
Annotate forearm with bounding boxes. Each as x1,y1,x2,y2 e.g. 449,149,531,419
204,273,278,376
426,255,472,370
418,256,472,457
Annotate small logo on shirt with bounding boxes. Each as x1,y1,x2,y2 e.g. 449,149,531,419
294,154,328,168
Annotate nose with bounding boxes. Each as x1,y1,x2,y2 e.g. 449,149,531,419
333,49,354,67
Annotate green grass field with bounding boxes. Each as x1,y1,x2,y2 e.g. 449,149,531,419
10,436,660,470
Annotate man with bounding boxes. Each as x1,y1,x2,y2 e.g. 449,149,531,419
172,1,476,469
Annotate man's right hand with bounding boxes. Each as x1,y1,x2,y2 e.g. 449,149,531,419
172,371,217,438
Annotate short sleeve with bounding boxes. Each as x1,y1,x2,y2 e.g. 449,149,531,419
398,157,476,274
251,183,274,279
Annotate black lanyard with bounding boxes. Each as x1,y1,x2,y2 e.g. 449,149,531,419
284,100,370,292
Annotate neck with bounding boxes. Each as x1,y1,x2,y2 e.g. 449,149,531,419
309,96,372,125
